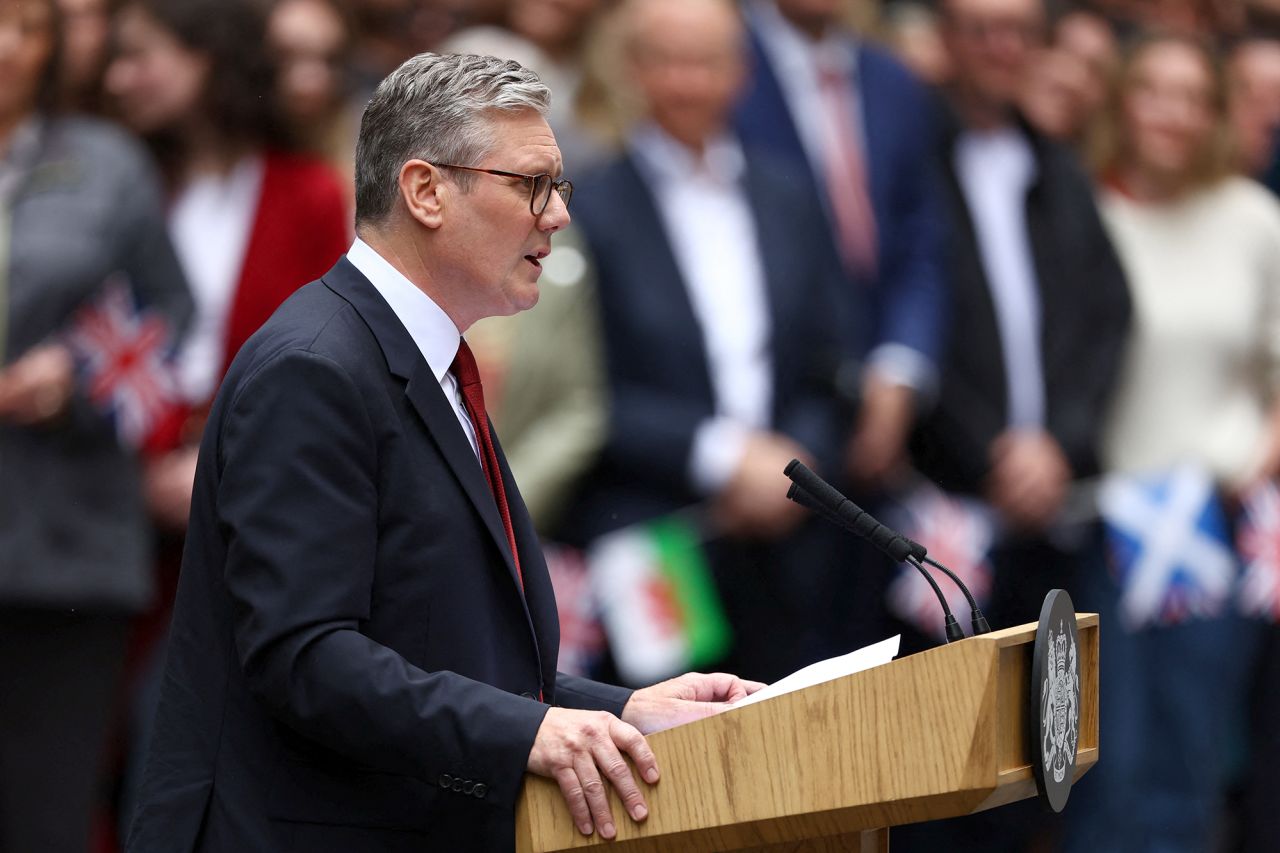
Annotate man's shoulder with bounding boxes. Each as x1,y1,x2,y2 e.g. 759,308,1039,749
224,276,381,396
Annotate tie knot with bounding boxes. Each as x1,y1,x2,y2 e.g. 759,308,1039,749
451,338,482,389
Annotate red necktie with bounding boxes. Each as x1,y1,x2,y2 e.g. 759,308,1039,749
817,63,878,278
451,339,523,589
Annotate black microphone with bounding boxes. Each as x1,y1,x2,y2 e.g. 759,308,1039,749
783,461,916,562
784,460,964,643
922,556,991,635
784,460,992,637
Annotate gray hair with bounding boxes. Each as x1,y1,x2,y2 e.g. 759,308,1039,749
354,52,551,226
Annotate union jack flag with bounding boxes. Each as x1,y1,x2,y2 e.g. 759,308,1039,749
1098,467,1236,629
542,543,605,676
67,276,181,450
1235,480,1280,621
885,482,996,639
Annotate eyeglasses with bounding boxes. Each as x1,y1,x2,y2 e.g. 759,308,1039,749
433,164,573,216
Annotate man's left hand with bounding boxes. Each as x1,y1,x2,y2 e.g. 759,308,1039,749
620,672,766,735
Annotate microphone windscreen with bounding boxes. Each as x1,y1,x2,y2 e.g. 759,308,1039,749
783,461,846,514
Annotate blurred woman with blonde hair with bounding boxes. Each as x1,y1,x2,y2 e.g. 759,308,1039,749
1071,32,1280,853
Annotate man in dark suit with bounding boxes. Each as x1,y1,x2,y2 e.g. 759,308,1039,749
126,52,760,853
733,0,948,490
893,0,1129,849
567,0,848,681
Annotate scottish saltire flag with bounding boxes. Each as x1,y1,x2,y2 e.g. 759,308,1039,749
1098,467,1236,629
67,275,181,450
1235,480,1280,621
884,482,995,638
542,543,606,676
589,514,731,686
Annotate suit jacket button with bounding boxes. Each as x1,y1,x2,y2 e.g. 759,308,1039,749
452,778,464,792
438,773,452,789
473,783,488,799
463,780,475,794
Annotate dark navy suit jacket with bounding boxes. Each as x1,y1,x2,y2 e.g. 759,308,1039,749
566,148,847,541
126,258,631,853
734,23,948,370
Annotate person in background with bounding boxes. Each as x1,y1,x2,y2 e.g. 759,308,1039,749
898,0,1131,847
268,0,361,208
883,2,952,86
0,0,192,849
1228,36,1280,182
735,0,948,501
1077,33,1280,853
1021,11,1119,148
567,0,846,683
106,0,349,526
1056,9,1120,115
104,0,349,834
56,0,114,111
444,0,612,172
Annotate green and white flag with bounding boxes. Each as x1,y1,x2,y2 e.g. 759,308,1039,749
589,514,732,686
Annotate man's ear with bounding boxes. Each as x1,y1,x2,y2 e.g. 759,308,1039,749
399,160,446,229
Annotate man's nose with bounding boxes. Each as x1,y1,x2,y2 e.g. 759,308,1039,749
538,191,571,232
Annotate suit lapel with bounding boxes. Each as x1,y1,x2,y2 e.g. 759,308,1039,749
321,259,533,607
742,157,788,367
617,157,718,401
855,49,887,213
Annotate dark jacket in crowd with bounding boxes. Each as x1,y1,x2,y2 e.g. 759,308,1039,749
0,116,193,612
911,117,1132,494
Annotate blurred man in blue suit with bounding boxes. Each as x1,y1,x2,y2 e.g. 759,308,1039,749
567,0,848,682
735,0,947,490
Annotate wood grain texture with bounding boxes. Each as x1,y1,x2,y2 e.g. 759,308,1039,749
515,616,1100,853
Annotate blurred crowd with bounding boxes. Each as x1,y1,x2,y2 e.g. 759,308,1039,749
4,0,1280,851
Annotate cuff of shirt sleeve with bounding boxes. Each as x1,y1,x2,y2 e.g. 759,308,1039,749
689,417,750,496
866,343,938,403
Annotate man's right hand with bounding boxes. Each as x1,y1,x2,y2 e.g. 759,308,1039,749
526,708,658,840
714,431,811,539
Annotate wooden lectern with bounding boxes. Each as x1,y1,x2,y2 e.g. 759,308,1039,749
515,615,1098,853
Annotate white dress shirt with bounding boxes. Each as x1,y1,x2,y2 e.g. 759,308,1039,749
953,128,1046,428
629,125,774,495
169,155,264,403
346,238,482,463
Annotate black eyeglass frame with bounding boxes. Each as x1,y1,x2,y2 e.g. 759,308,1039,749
433,163,573,216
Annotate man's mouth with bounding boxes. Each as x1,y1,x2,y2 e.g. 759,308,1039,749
524,250,549,270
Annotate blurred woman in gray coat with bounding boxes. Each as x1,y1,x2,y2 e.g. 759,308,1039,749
0,0,191,849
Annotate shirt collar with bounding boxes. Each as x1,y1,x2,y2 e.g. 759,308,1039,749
628,123,746,187
346,237,461,383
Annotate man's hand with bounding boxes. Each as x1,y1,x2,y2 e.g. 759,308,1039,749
526,708,658,840
0,344,76,426
985,429,1071,532
621,672,766,735
714,432,812,539
847,375,915,488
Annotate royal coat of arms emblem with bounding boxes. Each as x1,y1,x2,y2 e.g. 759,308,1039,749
1031,589,1082,812
1041,619,1080,783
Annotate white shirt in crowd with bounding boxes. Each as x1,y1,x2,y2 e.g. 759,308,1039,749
953,127,1046,429
347,237,483,465
629,125,774,495
168,155,264,404
1101,177,1280,482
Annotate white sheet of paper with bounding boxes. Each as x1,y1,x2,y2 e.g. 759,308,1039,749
729,635,901,710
